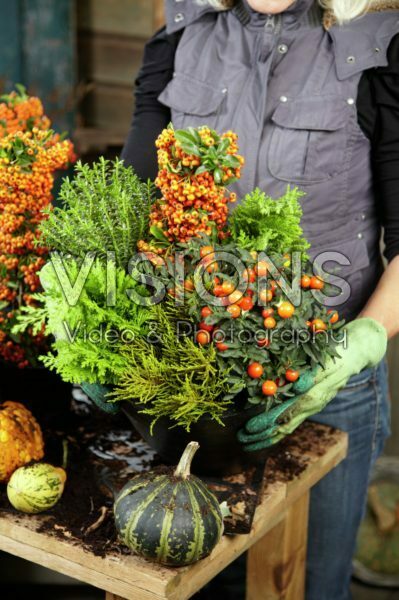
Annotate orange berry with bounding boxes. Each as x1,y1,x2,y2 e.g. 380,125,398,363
310,276,324,290
227,305,241,318
247,362,264,379
199,321,214,333
221,280,235,295
264,317,277,329
201,306,213,318
238,296,254,311
311,319,327,332
262,380,278,396
327,310,339,324
278,302,295,319
259,289,273,304
196,331,210,345
255,261,269,277
228,290,243,305
216,341,229,352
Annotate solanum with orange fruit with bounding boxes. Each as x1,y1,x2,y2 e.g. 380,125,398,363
175,230,344,408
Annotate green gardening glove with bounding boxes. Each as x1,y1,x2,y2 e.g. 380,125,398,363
80,382,120,415
238,318,387,452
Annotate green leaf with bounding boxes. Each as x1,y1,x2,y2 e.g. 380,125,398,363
195,164,209,176
175,129,198,144
150,225,169,243
214,168,223,184
223,155,241,168
217,138,230,154
180,141,201,157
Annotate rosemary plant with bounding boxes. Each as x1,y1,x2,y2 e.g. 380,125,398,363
38,158,155,269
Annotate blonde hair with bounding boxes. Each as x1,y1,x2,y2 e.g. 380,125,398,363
319,0,372,22
195,0,372,23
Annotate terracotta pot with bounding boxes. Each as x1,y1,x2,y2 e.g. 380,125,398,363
122,400,268,476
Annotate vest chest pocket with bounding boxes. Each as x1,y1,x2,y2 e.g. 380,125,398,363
158,72,228,130
268,96,353,185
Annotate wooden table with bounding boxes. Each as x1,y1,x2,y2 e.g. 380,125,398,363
0,424,347,600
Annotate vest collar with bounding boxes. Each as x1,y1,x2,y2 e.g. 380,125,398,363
165,0,315,33
234,0,317,28
165,0,399,38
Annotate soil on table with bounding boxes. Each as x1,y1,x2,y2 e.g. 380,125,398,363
0,390,338,558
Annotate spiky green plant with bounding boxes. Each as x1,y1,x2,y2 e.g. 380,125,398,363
38,158,154,269
229,186,310,256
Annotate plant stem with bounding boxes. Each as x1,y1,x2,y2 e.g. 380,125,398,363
174,442,199,480
62,439,69,470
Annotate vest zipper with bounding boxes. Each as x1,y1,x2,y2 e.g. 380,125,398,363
260,14,281,62
264,14,282,34
265,15,275,31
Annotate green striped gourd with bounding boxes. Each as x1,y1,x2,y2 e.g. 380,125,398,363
7,463,66,514
114,442,223,566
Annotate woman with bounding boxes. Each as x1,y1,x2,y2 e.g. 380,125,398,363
122,1,399,598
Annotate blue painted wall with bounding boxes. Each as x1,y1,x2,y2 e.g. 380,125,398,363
0,0,76,134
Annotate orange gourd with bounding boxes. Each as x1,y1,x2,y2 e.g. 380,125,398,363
0,401,44,483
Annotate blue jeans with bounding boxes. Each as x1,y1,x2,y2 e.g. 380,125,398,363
306,359,390,600
204,361,390,600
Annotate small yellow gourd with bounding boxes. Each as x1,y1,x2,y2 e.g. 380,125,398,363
7,462,67,514
0,401,44,483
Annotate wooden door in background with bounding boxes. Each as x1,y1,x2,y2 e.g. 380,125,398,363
76,0,165,155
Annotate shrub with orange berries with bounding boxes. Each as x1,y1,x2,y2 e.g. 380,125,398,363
147,125,244,246
0,86,75,367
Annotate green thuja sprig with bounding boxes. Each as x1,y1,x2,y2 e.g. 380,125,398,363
111,302,237,431
38,158,155,269
13,257,155,385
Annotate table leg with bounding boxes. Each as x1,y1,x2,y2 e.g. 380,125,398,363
246,491,310,600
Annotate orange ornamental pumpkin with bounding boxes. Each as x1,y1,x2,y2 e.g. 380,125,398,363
0,401,44,483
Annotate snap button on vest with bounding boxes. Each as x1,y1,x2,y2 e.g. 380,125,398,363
347,98,355,105
346,55,356,63
174,13,184,23
280,96,288,103
278,44,288,54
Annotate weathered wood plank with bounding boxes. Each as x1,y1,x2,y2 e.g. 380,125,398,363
153,0,165,30
78,0,158,38
246,492,309,600
79,33,143,87
83,83,134,134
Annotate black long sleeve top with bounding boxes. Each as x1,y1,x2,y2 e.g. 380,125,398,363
121,27,399,262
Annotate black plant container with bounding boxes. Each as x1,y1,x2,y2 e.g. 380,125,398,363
0,364,72,427
122,401,268,476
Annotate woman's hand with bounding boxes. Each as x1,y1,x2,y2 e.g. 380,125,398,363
238,318,388,451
